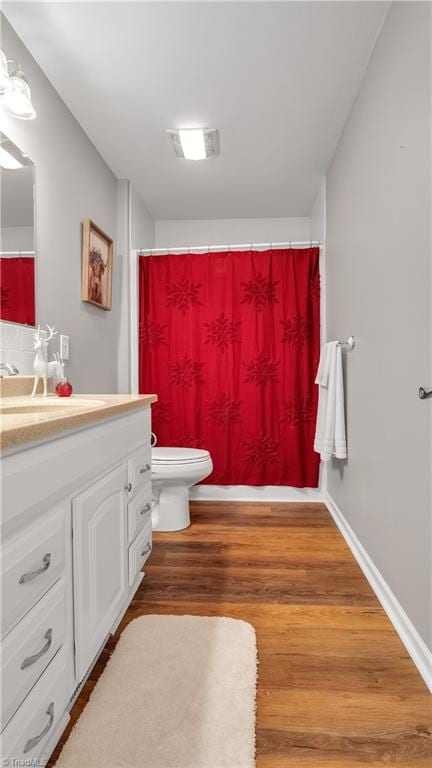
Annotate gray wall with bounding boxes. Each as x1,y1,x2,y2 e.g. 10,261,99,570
117,182,155,392
130,185,155,251
326,2,431,649
1,17,120,392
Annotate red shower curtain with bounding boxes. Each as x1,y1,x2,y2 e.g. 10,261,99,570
0,257,35,326
139,248,320,487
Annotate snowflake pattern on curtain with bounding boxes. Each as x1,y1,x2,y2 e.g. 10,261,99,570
243,433,280,466
166,277,202,313
206,393,242,430
282,393,316,428
244,352,279,387
281,316,313,348
241,273,279,311
139,319,167,349
204,314,241,350
152,401,171,427
169,355,204,386
172,433,204,448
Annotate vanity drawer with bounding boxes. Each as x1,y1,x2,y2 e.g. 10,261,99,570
127,483,152,543
128,519,152,586
1,647,70,763
128,443,151,498
1,505,67,638
1,578,66,730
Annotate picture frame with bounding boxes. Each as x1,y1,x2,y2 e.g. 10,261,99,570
81,219,113,311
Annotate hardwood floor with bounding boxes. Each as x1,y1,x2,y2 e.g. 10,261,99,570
50,502,432,767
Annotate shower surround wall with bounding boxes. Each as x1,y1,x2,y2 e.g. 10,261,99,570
325,0,431,668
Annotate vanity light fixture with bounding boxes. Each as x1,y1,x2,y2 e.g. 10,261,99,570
0,50,12,96
167,128,219,160
0,50,36,120
0,146,23,169
7,70,36,120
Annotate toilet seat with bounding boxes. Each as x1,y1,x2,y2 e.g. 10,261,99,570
152,447,210,466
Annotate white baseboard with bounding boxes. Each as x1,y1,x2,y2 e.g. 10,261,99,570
190,484,324,502
325,492,432,693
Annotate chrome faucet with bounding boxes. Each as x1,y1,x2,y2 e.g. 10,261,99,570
0,362,19,377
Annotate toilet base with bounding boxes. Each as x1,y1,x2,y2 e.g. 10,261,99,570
152,485,191,531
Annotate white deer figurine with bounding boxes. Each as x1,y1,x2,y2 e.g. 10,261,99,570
31,325,63,397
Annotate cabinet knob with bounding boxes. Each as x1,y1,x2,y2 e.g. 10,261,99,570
140,503,152,515
139,464,151,475
125,482,132,493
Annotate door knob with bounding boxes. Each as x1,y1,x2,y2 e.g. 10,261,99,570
419,386,432,400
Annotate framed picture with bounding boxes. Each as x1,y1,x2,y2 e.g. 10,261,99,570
81,219,113,311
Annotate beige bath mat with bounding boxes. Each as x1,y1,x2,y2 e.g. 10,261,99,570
55,615,257,768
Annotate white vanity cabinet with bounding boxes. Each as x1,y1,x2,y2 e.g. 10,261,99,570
73,463,129,681
1,401,154,765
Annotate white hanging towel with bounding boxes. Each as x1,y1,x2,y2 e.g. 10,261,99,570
314,341,347,461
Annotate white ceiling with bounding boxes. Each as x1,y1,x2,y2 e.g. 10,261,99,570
3,1,389,220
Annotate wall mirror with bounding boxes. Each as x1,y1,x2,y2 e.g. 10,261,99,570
0,132,36,326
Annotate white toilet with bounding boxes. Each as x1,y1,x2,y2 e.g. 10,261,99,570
151,447,213,531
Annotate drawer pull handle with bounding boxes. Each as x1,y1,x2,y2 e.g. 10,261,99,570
23,702,55,753
141,543,152,557
139,464,151,474
125,483,132,493
21,629,53,670
140,503,152,516
19,553,51,584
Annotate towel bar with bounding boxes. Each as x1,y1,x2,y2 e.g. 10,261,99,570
337,336,355,349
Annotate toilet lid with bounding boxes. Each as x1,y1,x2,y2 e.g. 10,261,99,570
152,447,210,465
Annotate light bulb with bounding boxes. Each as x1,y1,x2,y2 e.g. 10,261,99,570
7,71,36,120
0,50,12,96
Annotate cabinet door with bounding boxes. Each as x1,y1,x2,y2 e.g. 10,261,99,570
73,463,128,681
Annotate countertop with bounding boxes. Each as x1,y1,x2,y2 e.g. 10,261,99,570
0,393,157,452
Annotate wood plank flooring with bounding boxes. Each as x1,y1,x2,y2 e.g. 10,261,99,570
50,501,432,767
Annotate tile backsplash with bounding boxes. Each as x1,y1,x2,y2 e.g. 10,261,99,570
0,321,36,375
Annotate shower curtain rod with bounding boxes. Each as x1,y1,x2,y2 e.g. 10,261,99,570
137,240,323,254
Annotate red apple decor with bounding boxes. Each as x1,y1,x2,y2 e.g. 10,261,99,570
56,380,73,397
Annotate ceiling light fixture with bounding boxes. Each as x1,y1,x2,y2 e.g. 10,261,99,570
0,146,23,169
0,50,36,120
167,128,219,160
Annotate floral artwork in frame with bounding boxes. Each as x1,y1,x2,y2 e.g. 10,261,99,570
81,219,113,311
